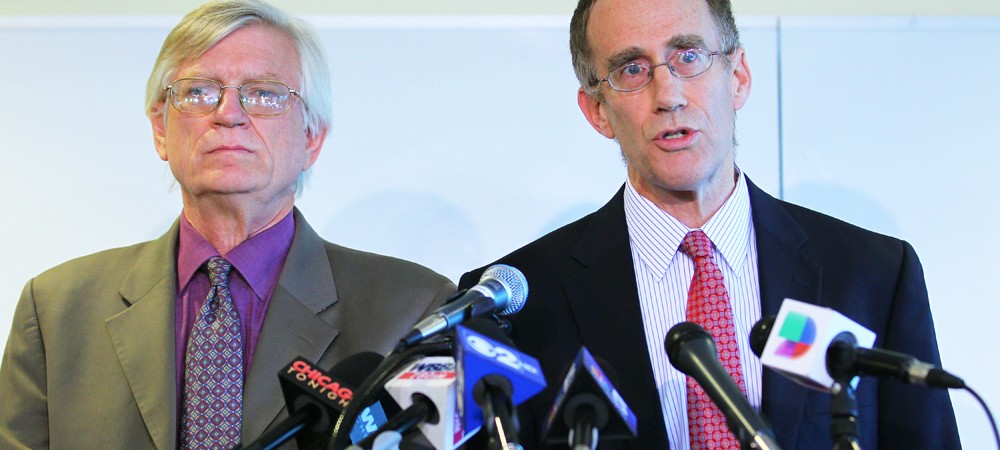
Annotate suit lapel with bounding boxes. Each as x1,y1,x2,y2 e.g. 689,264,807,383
564,181,826,449
562,187,668,450
103,211,341,445
747,179,822,449
106,221,181,450
242,209,340,440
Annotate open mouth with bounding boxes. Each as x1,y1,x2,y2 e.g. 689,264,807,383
662,129,690,140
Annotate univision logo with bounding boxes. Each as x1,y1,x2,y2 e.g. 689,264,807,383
775,311,816,358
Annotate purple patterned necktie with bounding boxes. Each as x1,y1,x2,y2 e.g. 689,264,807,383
181,256,243,449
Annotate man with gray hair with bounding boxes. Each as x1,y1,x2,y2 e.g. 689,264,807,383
0,0,454,448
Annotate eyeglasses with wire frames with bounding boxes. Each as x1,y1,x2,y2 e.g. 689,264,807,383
595,48,725,93
163,77,304,117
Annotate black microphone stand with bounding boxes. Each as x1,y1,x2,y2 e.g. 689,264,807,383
827,333,863,450
474,374,523,450
235,407,313,450
568,400,599,450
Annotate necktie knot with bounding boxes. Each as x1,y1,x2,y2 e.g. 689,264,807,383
680,230,714,261
205,256,232,287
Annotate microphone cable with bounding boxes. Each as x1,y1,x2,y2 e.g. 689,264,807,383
963,384,1000,450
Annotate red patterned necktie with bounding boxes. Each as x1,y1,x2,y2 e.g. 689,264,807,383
181,256,243,449
679,230,746,449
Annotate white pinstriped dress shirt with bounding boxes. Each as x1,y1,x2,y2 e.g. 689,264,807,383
623,171,763,450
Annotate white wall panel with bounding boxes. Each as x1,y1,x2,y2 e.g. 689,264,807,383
0,16,778,339
11,14,996,448
780,17,1000,448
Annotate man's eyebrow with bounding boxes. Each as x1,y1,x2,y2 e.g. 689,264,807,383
254,72,285,81
667,34,709,50
178,71,286,81
605,47,644,72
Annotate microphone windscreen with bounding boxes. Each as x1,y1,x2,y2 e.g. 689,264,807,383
664,321,717,375
749,315,776,357
481,264,528,316
277,351,400,448
329,352,385,386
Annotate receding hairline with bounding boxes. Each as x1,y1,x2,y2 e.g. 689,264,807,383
571,0,741,92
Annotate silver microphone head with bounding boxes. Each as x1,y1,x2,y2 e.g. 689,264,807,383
481,264,528,316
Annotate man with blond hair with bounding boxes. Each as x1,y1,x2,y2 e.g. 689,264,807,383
0,1,454,448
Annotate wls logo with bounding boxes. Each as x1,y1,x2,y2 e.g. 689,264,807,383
776,311,816,358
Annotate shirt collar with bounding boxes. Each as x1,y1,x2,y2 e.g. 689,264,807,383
624,170,753,279
177,210,296,300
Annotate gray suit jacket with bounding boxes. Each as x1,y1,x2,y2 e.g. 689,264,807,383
0,209,456,449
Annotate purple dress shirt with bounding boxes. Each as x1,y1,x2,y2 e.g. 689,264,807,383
174,211,295,404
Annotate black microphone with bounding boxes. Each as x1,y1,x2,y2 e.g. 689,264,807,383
398,264,528,350
665,322,781,450
543,347,637,450
750,314,964,389
238,352,394,450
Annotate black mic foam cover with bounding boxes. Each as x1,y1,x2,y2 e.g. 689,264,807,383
665,321,717,374
749,315,776,358
277,352,388,447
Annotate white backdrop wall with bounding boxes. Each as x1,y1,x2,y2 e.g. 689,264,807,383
0,15,995,447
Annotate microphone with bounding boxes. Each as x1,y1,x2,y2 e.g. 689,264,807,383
351,395,397,445
238,352,393,450
750,298,965,390
454,323,546,449
542,347,637,450
398,264,528,349
665,322,781,450
379,356,475,450
347,431,403,450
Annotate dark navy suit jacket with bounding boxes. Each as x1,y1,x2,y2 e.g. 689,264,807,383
459,179,960,449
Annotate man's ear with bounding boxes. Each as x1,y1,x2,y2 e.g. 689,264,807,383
730,48,752,111
149,102,169,161
577,87,616,139
301,125,326,171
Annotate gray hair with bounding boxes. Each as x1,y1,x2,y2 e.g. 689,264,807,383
145,0,331,194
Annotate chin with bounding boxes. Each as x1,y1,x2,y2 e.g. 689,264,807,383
193,181,266,196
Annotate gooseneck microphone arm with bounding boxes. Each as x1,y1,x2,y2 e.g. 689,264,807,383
236,410,312,450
